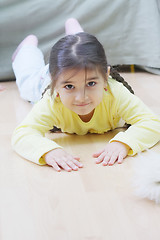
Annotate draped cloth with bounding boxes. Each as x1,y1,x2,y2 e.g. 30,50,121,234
0,0,160,80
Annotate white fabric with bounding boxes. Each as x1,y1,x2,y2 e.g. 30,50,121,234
12,45,51,103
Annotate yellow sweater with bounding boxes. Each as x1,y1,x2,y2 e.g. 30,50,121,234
12,78,160,165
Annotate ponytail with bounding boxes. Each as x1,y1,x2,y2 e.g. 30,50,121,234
110,66,134,94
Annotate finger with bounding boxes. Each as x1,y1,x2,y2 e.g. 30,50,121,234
102,154,111,166
107,153,118,166
65,159,79,171
72,158,83,168
58,159,72,172
65,155,83,170
95,152,106,164
49,160,61,172
66,156,83,170
92,149,104,158
117,153,124,164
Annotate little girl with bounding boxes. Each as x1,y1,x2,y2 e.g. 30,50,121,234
12,19,160,172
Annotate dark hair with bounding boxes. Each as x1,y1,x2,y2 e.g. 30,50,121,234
110,66,134,94
49,32,134,95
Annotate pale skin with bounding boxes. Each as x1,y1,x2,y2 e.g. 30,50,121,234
44,67,130,172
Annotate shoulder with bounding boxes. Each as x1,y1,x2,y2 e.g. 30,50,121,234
32,89,58,113
106,77,124,100
107,76,133,98
40,89,67,115
107,77,123,91
41,89,57,104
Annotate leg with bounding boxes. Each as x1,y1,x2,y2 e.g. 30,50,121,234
65,18,84,35
12,36,50,103
12,35,38,61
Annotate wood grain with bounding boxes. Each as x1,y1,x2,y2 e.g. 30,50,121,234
0,72,160,240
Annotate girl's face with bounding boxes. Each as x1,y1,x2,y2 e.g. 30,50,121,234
55,68,107,121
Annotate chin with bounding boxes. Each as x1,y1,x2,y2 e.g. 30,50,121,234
76,111,91,116
73,107,94,116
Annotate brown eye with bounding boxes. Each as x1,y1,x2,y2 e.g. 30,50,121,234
65,84,74,89
87,81,96,87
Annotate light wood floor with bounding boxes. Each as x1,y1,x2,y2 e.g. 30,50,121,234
0,72,160,240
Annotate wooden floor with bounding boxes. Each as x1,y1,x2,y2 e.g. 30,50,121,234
0,72,160,240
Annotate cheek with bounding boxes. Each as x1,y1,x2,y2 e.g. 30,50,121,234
59,92,72,106
97,93,103,104
92,88,103,100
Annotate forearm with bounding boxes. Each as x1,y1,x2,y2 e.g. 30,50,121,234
11,128,62,165
110,119,160,155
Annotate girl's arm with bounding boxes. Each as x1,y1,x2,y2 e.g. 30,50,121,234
110,82,160,155
93,81,160,165
12,92,62,165
12,91,83,171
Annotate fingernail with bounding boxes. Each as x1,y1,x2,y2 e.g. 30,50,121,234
67,168,72,172
74,167,78,171
102,162,108,166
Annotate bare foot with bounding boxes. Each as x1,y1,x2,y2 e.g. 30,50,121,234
12,35,38,62
65,18,84,35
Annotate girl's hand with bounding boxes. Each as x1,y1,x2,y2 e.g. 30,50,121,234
92,141,130,166
44,148,83,172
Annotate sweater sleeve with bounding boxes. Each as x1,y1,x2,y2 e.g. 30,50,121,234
109,82,160,155
11,92,62,165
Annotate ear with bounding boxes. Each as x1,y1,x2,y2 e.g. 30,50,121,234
54,88,59,96
53,84,59,96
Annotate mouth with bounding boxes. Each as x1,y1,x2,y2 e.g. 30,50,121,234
74,103,90,107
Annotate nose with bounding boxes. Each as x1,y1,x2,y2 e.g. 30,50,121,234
75,88,87,102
